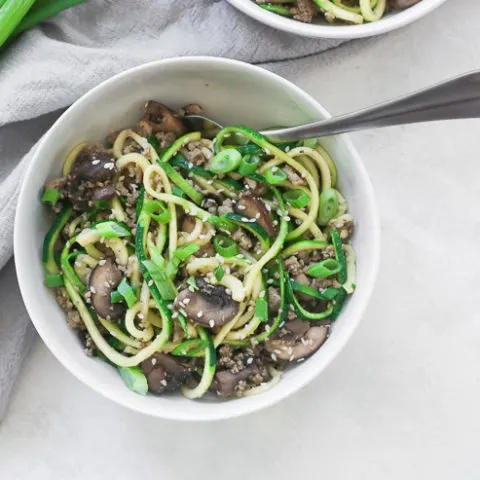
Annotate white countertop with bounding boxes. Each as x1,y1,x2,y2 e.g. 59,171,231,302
2,1,480,478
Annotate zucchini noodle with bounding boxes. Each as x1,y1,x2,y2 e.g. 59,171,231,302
41,105,356,401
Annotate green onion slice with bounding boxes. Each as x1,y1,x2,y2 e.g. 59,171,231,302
143,200,172,224
118,366,148,396
213,234,239,258
116,277,137,308
283,189,310,209
264,166,287,185
214,265,225,281
318,188,339,226
255,298,269,322
209,149,242,174
306,259,341,278
44,272,64,287
142,259,177,301
41,188,60,206
238,154,260,176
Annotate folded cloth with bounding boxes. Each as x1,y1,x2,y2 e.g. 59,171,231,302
0,0,347,418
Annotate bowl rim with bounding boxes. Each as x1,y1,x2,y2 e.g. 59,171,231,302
227,0,448,39
14,56,381,421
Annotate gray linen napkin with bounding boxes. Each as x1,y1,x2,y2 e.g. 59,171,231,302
0,0,346,418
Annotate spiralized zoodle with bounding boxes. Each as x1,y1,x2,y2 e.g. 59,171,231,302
41,101,356,399
256,0,421,25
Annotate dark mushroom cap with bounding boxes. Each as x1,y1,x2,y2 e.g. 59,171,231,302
174,278,239,327
265,325,328,361
140,101,186,136
215,369,251,397
234,193,276,237
140,353,188,393
88,257,124,320
66,146,116,210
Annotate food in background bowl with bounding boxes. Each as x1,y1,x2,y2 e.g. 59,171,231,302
256,0,422,24
40,101,356,399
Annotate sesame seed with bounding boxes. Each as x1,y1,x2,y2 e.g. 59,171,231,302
90,286,96,294
160,379,168,386
148,280,153,286
265,204,271,212
183,298,191,304
167,303,174,310
172,312,178,319
271,353,277,361
284,216,291,221
92,159,100,165
246,357,253,365
297,358,305,363
259,290,266,298
151,357,157,365
285,146,290,152
225,288,232,295
209,319,215,328
98,259,106,266
137,313,144,319
289,355,295,361
255,212,261,219
197,310,204,318
237,204,246,210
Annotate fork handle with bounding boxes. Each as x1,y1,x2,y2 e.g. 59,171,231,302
262,70,480,142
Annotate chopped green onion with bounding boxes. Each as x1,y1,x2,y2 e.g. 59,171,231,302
213,234,239,258
259,4,293,16
172,186,185,198
331,289,347,321
238,154,260,176
291,281,340,301
142,259,177,300
92,220,131,238
255,298,269,322
111,291,123,304
209,149,242,174
331,230,347,284
41,188,60,206
116,278,137,308
301,138,318,148
187,276,198,291
264,166,287,185
166,244,200,277
143,200,171,224
118,366,148,396
94,199,110,210
171,155,214,179
159,162,204,205
214,265,225,282
318,188,339,226
44,272,64,287
306,259,341,278
149,244,166,269
171,339,208,357
283,189,310,209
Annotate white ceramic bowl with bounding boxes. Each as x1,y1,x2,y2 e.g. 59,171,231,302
227,0,447,39
14,57,380,421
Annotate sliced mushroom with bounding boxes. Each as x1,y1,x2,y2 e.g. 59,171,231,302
183,104,204,116
88,257,124,320
265,325,328,361
174,278,239,327
139,101,186,136
140,353,188,393
234,193,276,237
215,369,251,397
91,184,116,203
244,177,267,196
66,146,117,210
284,318,310,338
181,215,196,234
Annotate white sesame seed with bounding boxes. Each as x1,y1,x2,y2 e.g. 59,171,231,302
183,298,191,305
92,159,100,165
90,286,96,294
172,312,178,318
237,204,246,210
265,204,271,212
255,212,261,219
209,319,215,328
247,357,253,365
197,310,204,318
284,216,291,221
98,259,106,266
271,353,277,361
151,357,157,365
160,379,168,386
225,288,232,295
297,358,305,363
148,280,153,286
259,290,266,298
137,313,144,319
